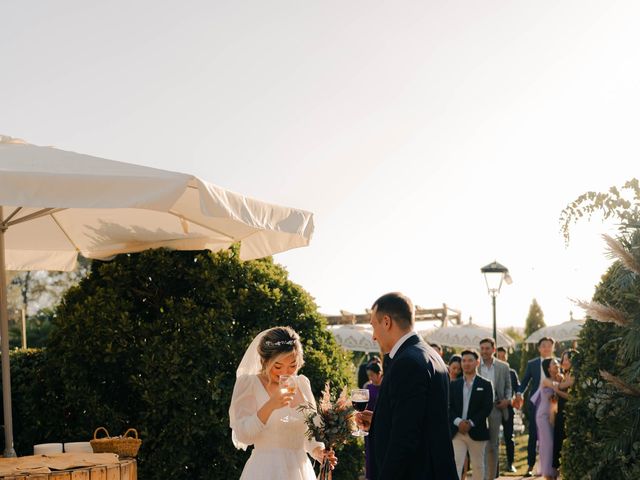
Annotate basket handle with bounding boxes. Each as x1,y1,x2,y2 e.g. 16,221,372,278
123,428,139,439
93,427,110,440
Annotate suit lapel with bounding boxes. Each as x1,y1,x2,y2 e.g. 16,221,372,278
467,376,478,409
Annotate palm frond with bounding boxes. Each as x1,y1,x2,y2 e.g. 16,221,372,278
603,234,640,275
575,300,631,327
600,370,640,397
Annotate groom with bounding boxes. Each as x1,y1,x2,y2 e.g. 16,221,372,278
356,292,457,479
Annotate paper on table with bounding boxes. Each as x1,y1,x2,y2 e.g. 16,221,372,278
0,452,120,476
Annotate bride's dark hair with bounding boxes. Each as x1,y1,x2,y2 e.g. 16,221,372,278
258,326,304,377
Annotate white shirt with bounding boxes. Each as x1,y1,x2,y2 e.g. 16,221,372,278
389,331,418,359
480,358,496,400
454,375,476,427
480,358,495,383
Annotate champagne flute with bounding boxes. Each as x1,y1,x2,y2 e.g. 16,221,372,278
279,374,297,423
351,388,370,437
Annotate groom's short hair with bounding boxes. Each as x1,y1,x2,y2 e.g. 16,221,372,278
372,292,414,330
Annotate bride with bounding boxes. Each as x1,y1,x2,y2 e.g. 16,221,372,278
229,326,338,479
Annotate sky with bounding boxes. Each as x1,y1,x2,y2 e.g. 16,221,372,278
2,1,639,330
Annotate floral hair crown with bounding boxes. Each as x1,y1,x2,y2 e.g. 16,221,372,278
264,339,296,347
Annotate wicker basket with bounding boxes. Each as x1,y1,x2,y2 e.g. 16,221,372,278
90,427,142,458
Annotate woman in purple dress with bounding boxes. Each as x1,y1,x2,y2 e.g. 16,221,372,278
531,358,560,480
364,362,382,480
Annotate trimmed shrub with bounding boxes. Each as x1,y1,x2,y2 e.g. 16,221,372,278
559,180,640,479
12,248,362,479
562,262,638,479
9,348,68,454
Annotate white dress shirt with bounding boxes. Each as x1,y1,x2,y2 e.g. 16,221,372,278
480,358,496,400
454,375,476,427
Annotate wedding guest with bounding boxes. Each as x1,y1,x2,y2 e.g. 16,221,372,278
515,336,556,477
496,346,520,473
229,326,337,479
449,349,494,480
478,338,512,479
359,355,381,388
448,354,463,381
364,362,383,480
550,349,577,470
429,342,444,358
531,358,560,480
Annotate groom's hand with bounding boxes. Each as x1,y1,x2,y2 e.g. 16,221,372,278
355,410,373,431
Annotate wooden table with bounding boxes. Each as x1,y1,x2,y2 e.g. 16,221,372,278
0,458,136,480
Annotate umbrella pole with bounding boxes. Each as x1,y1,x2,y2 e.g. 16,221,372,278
0,207,16,457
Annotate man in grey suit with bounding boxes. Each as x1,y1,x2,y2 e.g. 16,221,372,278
479,337,512,479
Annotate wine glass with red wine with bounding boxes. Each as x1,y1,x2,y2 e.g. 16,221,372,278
351,389,370,437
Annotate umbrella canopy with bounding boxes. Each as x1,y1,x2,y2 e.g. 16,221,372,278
425,323,515,349
0,135,315,455
328,321,441,353
525,319,585,344
328,324,378,353
0,135,314,269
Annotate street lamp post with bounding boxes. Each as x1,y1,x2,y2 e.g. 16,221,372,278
480,261,512,343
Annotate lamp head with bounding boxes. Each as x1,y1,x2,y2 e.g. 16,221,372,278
481,261,511,295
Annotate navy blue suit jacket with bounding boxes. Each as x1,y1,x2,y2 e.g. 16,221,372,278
370,335,457,480
519,357,541,401
449,375,494,441
509,368,520,395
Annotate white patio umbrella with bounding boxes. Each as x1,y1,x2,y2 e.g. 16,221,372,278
425,322,515,349
328,325,378,353
0,135,315,456
328,321,441,353
525,319,585,344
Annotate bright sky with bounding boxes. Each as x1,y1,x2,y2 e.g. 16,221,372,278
3,1,639,330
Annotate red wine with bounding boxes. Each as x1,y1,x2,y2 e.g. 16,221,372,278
352,400,368,412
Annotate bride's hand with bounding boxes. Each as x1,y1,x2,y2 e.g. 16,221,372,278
268,389,295,410
313,448,337,469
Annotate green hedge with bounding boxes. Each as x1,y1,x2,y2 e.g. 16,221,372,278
10,248,363,479
562,263,637,479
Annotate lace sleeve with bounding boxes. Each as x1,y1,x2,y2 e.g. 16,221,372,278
298,375,325,459
229,374,266,450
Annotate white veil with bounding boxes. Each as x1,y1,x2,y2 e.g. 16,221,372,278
235,329,268,377
230,329,269,450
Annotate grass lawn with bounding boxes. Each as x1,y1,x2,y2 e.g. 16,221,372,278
467,433,561,478
499,433,532,476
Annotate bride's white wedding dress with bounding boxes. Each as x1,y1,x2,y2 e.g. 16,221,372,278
229,374,324,480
